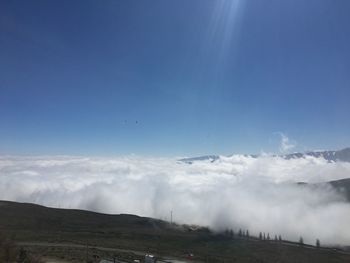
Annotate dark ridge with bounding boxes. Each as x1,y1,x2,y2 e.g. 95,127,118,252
296,178,350,202
328,178,350,201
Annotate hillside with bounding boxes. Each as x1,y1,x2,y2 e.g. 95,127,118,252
0,200,171,233
329,178,350,201
1,200,350,262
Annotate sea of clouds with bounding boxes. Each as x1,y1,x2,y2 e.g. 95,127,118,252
1,154,350,245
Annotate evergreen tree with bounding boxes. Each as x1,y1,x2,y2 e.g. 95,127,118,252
263,233,266,240
274,235,278,242
299,237,304,246
316,239,320,248
267,233,270,240
230,229,234,238
238,229,242,237
246,230,249,238
18,247,27,263
278,235,282,242
259,232,262,240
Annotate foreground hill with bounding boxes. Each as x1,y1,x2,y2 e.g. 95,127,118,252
0,200,171,233
1,200,350,262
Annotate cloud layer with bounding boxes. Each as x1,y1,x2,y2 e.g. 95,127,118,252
1,154,350,245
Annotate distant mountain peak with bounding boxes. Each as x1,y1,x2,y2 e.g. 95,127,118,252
178,155,220,164
283,147,350,162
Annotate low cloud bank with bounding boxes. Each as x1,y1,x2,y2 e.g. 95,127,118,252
1,155,350,245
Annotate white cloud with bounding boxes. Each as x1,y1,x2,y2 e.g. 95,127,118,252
0,155,350,245
278,133,296,153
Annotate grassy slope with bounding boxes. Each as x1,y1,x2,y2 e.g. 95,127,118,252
0,200,350,263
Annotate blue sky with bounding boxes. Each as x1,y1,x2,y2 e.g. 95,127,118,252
0,0,349,156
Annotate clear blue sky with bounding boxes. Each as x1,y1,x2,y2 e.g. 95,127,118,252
0,0,349,156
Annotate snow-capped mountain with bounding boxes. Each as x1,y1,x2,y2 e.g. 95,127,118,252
283,147,350,162
178,155,220,164
179,148,350,164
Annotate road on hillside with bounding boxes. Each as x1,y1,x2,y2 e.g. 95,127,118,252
18,242,194,263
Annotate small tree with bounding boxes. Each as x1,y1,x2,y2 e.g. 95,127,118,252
316,239,320,248
274,235,278,242
230,229,234,238
259,232,262,240
299,237,304,246
18,247,27,263
267,233,270,240
263,233,266,240
238,229,242,237
246,230,249,238
278,235,282,242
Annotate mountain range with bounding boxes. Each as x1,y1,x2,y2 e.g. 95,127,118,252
179,147,350,164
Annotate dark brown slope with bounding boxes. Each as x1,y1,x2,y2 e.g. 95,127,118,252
0,200,169,233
